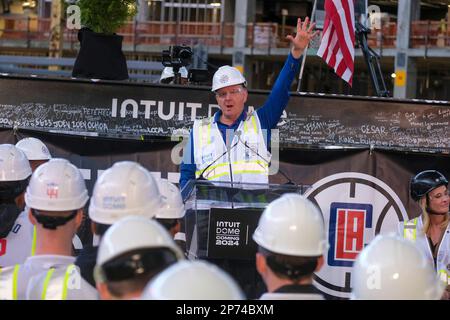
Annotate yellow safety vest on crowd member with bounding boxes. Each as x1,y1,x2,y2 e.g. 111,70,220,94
0,209,83,268
26,264,98,300
0,255,75,300
193,112,270,184
398,216,450,286
0,210,36,268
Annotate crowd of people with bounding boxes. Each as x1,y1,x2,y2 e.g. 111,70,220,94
0,138,447,300
0,17,448,301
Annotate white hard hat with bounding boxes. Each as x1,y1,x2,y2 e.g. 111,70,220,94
141,260,244,300
25,158,89,211
0,144,32,181
155,179,185,219
88,161,164,225
211,65,246,92
16,137,52,161
160,67,188,82
253,193,328,256
351,234,445,300
96,216,185,269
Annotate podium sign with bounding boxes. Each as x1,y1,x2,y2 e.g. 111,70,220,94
207,208,263,260
182,181,308,299
183,180,308,260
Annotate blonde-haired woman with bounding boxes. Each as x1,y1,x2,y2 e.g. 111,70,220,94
399,170,449,299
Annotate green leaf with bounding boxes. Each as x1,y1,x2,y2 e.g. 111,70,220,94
77,0,138,35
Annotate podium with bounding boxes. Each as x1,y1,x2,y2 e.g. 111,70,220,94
181,180,309,299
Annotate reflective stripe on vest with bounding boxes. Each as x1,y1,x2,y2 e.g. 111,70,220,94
403,218,418,241
194,114,269,184
243,115,258,134
62,264,76,300
41,264,76,300
0,264,20,300
438,269,450,285
41,268,55,300
30,226,36,256
12,264,19,300
195,160,268,180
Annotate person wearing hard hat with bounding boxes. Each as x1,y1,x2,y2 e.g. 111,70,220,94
16,138,84,255
154,179,186,252
398,170,450,299
351,234,445,300
253,193,328,300
179,17,318,189
15,138,88,255
75,161,165,288
15,137,52,172
160,66,188,84
141,260,244,300
0,145,34,267
94,216,184,300
155,179,185,237
0,158,89,300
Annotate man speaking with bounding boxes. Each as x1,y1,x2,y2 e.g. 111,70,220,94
180,17,318,189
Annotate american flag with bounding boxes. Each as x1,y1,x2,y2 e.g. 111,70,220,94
317,0,355,86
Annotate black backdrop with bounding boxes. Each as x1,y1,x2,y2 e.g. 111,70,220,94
0,76,449,299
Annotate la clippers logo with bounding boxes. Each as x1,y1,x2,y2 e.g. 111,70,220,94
328,203,372,267
304,172,408,299
47,183,59,198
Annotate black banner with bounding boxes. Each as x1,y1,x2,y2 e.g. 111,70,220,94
0,128,449,299
0,75,448,153
2,128,447,235
1,76,449,299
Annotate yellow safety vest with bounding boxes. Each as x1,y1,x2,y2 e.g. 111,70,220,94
401,216,450,285
193,113,270,184
41,264,76,300
0,264,20,300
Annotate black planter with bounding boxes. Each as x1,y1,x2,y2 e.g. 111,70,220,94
72,28,129,80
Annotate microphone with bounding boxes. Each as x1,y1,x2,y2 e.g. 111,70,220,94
236,133,296,185
197,132,240,181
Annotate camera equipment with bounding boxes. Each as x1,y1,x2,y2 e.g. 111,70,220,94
162,46,193,84
188,68,210,85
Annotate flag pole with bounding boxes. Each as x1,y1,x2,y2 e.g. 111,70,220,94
296,0,318,93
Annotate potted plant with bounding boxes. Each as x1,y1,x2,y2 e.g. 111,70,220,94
72,0,137,80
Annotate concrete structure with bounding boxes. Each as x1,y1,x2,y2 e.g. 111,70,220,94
0,0,449,99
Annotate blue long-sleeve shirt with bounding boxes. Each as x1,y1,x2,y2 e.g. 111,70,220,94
180,53,300,189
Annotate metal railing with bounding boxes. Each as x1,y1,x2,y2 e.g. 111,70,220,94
1,16,449,52
0,54,164,81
